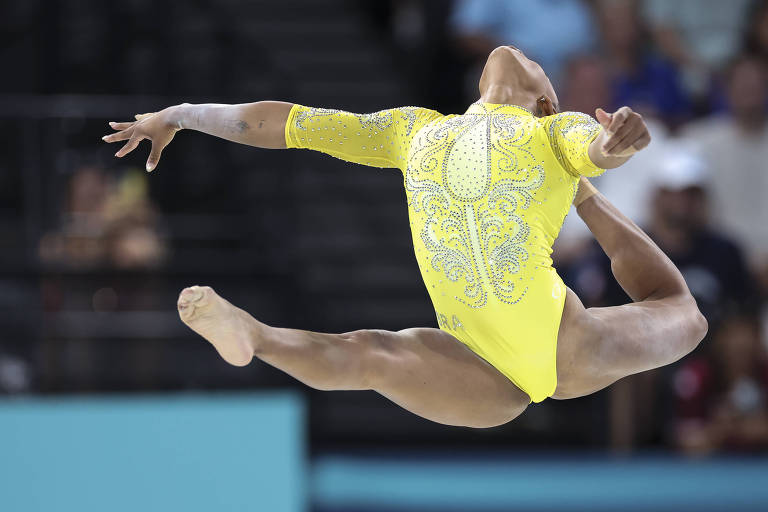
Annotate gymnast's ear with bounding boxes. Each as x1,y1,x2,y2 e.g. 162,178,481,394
537,95,556,116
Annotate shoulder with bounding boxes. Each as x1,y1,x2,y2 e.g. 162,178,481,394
543,112,602,152
396,106,445,122
544,111,600,136
393,106,447,137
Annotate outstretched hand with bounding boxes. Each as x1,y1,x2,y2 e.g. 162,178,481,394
594,106,650,158
101,107,181,172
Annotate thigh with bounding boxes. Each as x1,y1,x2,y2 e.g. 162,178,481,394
361,327,530,428
554,288,702,399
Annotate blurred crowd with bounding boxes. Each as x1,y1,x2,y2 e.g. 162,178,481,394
377,0,768,454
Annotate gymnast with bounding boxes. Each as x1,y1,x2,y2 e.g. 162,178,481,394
102,44,707,427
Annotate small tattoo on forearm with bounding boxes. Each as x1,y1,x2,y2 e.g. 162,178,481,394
224,119,250,133
258,119,265,129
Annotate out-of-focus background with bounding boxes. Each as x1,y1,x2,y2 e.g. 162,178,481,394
1,0,768,510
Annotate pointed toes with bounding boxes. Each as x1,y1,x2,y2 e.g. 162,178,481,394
178,285,213,306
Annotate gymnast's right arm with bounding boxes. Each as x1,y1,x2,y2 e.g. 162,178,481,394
102,101,295,171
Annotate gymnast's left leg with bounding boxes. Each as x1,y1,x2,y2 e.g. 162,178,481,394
177,285,529,428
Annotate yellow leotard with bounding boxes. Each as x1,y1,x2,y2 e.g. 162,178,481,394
285,101,604,402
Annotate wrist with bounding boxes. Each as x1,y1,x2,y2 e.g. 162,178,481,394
588,130,634,169
168,103,193,130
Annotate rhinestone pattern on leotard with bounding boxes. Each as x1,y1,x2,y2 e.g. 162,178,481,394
287,102,602,311
405,103,546,308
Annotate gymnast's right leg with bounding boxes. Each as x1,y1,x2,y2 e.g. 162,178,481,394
177,286,529,428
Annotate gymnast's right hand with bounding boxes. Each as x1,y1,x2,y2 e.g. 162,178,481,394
102,106,183,172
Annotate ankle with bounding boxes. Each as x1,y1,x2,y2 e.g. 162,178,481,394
246,317,271,357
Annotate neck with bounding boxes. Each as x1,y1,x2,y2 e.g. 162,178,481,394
479,83,537,112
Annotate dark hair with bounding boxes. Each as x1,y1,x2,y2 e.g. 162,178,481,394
535,97,560,116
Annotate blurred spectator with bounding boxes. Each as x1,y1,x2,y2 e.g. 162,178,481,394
679,56,768,276
672,307,768,455
635,152,754,322
594,0,690,124
559,54,612,115
567,149,754,323
642,0,752,105
103,170,166,269
38,165,167,270
38,166,109,267
449,0,596,96
555,54,669,269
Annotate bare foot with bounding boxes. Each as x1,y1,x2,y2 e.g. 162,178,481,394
177,285,260,366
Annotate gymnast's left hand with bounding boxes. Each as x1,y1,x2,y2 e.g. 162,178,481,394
101,106,182,172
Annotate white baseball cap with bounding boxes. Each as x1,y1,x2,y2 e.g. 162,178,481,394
653,149,708,190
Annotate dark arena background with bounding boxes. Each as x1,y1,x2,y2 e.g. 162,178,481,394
1,1,768,511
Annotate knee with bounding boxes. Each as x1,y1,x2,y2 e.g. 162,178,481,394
679,295,708,356
688,308,709,352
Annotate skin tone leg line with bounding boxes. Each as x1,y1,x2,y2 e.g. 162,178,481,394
102,46,706,428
